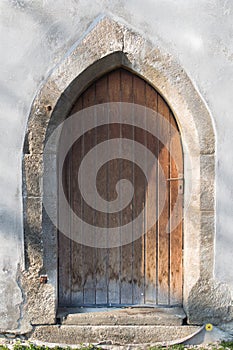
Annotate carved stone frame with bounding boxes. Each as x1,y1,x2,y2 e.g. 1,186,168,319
22,16,232,327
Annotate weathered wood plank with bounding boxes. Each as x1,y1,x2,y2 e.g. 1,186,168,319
70,95,84,305
169,110,183,305
58,122,72,305
81,84,97,305
107,70,121,304
120,69,134,304
157,94,170,305
132,75,146,304
144,84,158,304
95,75,108,304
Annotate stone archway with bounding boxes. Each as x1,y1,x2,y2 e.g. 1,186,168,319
22,16,229,326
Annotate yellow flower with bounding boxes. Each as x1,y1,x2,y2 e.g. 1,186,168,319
205,323,213,331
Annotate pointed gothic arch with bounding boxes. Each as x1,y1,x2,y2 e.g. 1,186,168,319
22,17,223,326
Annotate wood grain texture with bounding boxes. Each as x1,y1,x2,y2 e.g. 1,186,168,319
58,68,183,307
58,117,72,306
120,69,134,304
108,70,122,304
81,85,96,305
157,94,170,305
94,75,109,305
132,74,146,304
145,84,158,304
169,110,183,305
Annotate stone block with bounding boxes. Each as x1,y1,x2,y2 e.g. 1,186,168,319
200,154,215,210
51,17,124,93
30,324,200,345
200,212,215,279
23,154,43,197
187,278,232,325
23,197,43,268
21,270,56,326
43,153,57,198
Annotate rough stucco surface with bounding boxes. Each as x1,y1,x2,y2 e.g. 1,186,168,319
0,0,233,332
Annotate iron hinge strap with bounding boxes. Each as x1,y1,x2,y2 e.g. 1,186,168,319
166,177,184,194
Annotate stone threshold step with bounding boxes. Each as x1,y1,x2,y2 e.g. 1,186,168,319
57,306,186,326
30,325,200,345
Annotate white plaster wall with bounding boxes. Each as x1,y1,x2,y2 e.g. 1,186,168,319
0,0,233,329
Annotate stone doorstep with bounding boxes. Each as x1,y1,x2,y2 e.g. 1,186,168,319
57,306,186,326
30,325,200,345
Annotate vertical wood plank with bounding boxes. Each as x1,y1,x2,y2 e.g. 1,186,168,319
95,75,108,304
169,111,183,305
119,69,134,305
58,235,71,304
145,84,158,304
132,75,146,304
58,110,73,306
70,95,84,305
107,70,121,305
157,95,170,305
82,84,97,305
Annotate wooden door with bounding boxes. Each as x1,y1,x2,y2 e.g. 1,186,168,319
58,68,183,307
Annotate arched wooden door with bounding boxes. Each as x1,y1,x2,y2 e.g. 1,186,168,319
58,68,183,307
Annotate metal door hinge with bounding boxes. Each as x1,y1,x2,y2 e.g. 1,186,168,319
178,180,184,194
167,177,184,194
